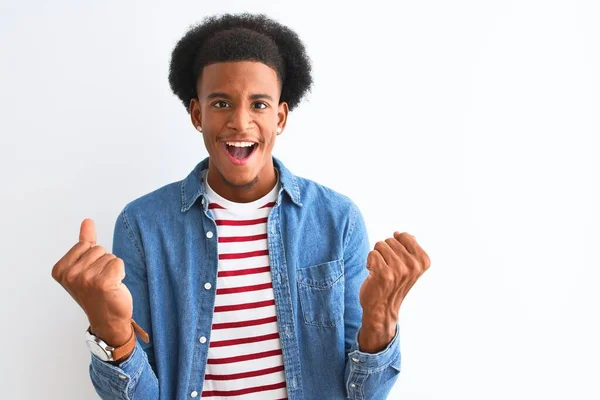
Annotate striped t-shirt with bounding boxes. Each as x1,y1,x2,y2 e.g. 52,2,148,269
200,169,288,400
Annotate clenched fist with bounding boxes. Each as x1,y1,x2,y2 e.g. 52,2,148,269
358,231,431,352
51,218,133,346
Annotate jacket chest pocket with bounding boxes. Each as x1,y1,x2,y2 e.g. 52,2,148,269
296,259,344,328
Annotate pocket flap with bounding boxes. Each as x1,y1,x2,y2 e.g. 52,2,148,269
297,259,344,288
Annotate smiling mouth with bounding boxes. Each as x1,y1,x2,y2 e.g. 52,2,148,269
223,141,258,162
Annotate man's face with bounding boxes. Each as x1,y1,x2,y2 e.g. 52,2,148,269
190,61,287,190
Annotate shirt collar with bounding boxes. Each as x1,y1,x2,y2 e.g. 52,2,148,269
180,156,303,212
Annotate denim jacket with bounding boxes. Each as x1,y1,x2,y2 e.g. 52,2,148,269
89,156,401,399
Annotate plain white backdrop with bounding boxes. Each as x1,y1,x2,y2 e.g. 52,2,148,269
1,0,598,399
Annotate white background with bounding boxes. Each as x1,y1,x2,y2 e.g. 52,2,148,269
1,0,598,399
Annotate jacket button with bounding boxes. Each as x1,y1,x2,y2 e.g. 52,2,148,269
206,231,214,238
204,282,212,290
191,390,198,397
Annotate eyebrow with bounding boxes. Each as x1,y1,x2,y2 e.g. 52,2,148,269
206,92,274,101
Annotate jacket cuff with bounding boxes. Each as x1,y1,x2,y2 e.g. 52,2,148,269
89,340,146,393
348,323,401,372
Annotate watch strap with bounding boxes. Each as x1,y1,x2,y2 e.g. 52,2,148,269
88,319,150,362
131,319,150,344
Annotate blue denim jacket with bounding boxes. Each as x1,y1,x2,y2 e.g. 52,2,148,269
89,156,401,399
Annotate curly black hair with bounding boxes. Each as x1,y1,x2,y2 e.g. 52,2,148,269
168,13,313,113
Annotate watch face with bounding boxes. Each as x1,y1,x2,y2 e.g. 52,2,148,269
86,339,111,361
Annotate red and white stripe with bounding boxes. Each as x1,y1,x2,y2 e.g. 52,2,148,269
201,170,288,399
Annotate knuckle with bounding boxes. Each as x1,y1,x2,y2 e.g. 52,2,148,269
382,271,394,281
51,262,61,280
101,253,117,263
63,268,79,286
407,254,419,268
395,268,406,280
80,275,95,290
367,249,378,259
401,265,413,277
92,245,107,255
73,241,89,253
109,257,124,270
366,252,376,264
367,252,381,269
423,253,431,268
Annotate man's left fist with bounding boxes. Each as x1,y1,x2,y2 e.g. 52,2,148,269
359,232,431,325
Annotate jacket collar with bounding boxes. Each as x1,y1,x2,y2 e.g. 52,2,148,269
180,156,303,212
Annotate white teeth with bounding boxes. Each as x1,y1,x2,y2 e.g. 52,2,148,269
226,141,255,147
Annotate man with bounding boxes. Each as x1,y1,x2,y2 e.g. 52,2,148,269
52,13,430,399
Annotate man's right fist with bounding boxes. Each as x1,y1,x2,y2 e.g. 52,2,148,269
51,218,134,346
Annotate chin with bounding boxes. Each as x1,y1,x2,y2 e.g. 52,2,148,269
221,169,259,189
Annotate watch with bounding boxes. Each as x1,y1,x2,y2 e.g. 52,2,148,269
85,319,150,362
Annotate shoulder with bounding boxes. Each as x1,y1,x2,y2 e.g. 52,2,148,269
119,180,183,222
292,174,365,238
295,174,356,209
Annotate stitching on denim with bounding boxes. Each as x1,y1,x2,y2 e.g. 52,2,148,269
180,179,187,212
292,175,302,206
297,276,344,327
296,260,344,288
300,313,342,328
121,206,145,261
90,361,130,399
343,203,358,251
350,353,401,374
270,205,305,397
346,369,365,400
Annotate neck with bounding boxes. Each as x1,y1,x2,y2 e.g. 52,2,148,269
206,161,277,203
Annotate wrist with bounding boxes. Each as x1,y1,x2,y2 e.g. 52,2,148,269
358,324,396,353
90,320,132,347
362,309,397,333
359,313,397,354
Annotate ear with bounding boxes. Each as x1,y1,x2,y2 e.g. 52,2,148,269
277,102,289,133
189,98,203,131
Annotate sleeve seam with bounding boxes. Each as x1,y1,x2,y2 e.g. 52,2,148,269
343,202,358,252
121,205,146,262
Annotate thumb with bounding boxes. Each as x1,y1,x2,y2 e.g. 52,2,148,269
79,218,97,245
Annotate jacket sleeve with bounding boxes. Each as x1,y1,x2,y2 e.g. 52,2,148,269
88,206,159,399
343,202,402,399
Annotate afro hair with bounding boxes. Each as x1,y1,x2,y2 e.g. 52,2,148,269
168,13,313,113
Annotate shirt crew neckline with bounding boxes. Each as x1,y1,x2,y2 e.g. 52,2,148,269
202,168,280,212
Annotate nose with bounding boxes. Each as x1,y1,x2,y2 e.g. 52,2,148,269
226,105,253,132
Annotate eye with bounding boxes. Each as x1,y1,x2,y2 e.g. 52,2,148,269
213,101,230,108
253,102,268,110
